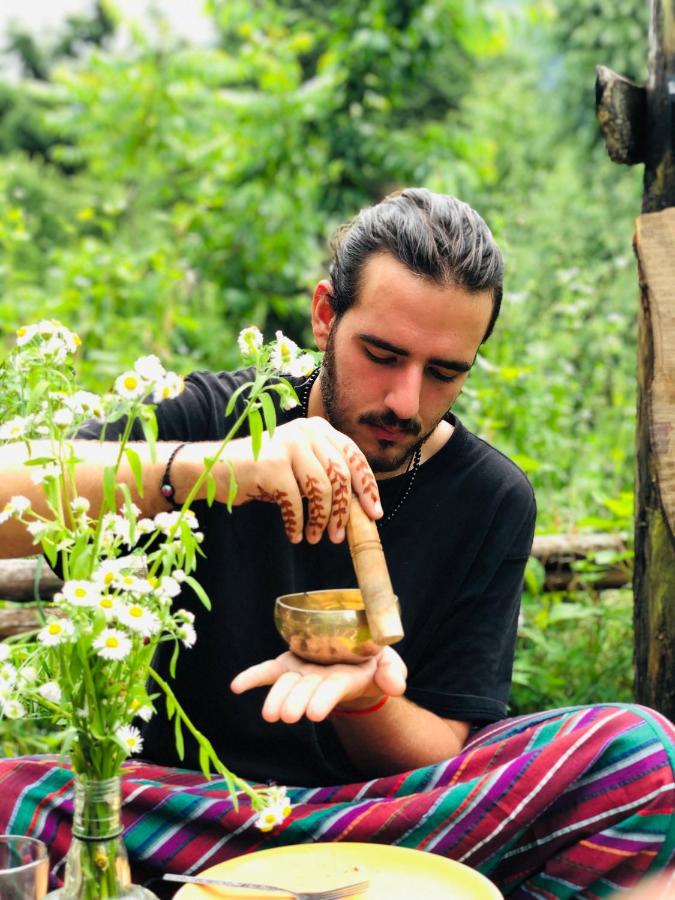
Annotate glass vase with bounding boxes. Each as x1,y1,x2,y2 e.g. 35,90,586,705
46,775,157,899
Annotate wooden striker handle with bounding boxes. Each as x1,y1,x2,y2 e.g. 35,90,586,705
346,496,404,646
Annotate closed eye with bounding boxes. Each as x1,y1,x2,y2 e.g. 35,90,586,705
364,347,397,366
427,368,459,383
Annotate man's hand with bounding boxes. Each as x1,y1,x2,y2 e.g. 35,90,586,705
224,417,383,543
230,647,407,724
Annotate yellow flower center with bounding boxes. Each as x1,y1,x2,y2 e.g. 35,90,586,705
105,636,120,649
17,327,27,337
123,376,138,390
100,598,113,609
75,588,87,598
103,573,114,585
129,606,143,618
48,623,62,635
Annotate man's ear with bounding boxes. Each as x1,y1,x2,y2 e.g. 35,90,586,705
311,280,336,351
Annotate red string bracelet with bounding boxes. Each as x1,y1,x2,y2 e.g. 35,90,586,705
331,695,389,717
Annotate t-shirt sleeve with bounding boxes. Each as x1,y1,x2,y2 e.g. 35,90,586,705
405,485,536,724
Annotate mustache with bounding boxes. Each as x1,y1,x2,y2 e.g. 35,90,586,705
358,410,422,437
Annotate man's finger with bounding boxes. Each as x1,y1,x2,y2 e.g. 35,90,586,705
230,658,285,693
277,673,323,723
261,671,305,722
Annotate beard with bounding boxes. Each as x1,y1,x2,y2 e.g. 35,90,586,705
320,327,440,473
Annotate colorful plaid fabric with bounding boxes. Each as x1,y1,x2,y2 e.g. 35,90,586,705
1,704,673,898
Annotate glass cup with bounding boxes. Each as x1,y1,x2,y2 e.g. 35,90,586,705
0,835,49,899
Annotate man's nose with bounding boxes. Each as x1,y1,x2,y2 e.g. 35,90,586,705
384,365,423,421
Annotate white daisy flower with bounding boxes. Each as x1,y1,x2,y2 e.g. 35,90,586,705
136,518,155,535
159,576,181,598
114,371,147,400
95,594,120,620
94,629,132,661
153,372,184,403
116,724,144,756
41,336,68,362
18,665,37,683
117,574,152,595
237,325,263,358
176,623,197,648
70,496,91,514
37,681,62,703
0,496,31,524
270,331,299,371
133,355,165,382
153,511,182,533
129,698,154,722
172,569,186,583
254,790,291,832
2,699,26,720
0,644,10,662
38,619,75,646
280,393,299,412
62,580,101,608
0,663,17,687
16,324,37,346
53,407,74,428
92,558,126,588
0,416,30,442
119,604,160,638
67,390,102,418
27,521,48,540
287,353,316,378
174,609,195,625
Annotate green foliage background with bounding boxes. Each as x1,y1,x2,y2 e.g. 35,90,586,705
0,0,647,717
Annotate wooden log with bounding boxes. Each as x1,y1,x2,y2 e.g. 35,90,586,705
532,533,630,592
0,557,61,601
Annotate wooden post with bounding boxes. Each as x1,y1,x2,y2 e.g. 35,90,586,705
596,0,675,720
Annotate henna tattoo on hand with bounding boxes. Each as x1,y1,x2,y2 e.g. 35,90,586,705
326,460,349,529
345,447,378,503
304,475,328,532
248,485,298,537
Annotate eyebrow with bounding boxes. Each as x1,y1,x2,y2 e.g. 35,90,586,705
357,333,473,373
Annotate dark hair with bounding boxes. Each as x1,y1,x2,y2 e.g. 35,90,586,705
328,188,504,342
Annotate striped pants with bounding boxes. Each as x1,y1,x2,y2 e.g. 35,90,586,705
1,705,673,898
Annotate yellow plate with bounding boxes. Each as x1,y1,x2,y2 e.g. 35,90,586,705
174,843,503,899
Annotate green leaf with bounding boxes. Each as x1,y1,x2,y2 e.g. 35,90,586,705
102,465,117,515
248,406,263,458
226,460,238,511
125,447,144,498
259,391,277,437
198,743,211,779
169,638,180,679
225,382,253,416
206,472,217,506
182,574,212,611
174,712,185,760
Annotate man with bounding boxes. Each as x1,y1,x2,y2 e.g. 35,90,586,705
1,189,673,896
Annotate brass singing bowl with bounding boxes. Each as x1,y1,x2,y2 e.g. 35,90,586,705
274,589,386,664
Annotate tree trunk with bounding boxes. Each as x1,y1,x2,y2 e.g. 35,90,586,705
633,212,675,718
632,1,675,721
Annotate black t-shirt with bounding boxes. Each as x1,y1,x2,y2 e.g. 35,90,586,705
79,369,536,787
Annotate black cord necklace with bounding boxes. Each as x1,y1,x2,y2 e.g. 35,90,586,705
300,368,421,526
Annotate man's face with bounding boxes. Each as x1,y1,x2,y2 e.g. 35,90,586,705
313,253,493,474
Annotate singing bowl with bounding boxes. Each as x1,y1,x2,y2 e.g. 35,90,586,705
274,588,386,664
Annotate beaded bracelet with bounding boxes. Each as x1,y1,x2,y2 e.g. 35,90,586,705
160,442,187,510
331,695,389,717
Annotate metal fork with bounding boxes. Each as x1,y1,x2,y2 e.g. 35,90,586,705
163,872,368,899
